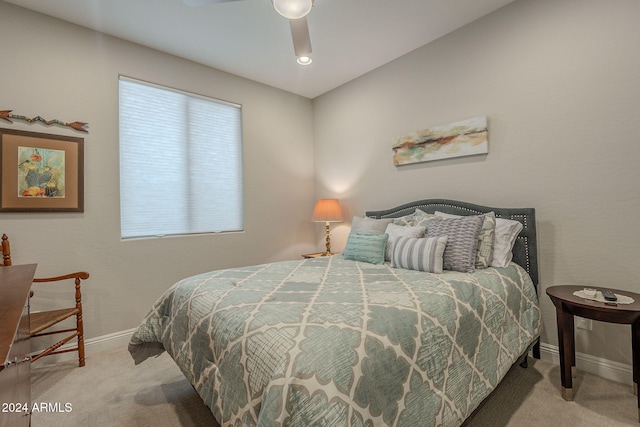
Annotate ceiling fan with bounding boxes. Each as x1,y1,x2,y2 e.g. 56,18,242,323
184,0,314,65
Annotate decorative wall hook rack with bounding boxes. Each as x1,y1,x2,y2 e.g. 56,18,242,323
0,110,88,133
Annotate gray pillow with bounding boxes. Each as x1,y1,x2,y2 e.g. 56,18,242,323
351,216,393,234
435,211,496,269
427,215,483,273
343,232,389,264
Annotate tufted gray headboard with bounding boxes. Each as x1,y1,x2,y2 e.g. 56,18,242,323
366,198,539,286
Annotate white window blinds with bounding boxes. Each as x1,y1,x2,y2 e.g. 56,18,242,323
119,77,243,239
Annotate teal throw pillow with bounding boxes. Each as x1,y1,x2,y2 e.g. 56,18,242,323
343,233,389,265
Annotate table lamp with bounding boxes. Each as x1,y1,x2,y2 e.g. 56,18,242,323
312,199,343,256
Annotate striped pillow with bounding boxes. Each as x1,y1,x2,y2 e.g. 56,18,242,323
391,236,448,273
383,223,426,261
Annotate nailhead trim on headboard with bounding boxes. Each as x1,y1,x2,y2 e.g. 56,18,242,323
366,199,539,286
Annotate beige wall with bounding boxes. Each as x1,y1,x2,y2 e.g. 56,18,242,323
313,0,640,365
0,2,316,338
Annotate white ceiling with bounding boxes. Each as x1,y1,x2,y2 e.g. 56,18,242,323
5,0,515,99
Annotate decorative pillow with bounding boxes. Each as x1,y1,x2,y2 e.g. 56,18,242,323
383,223,425,261
427,215,483,273
351,216,393,234
392,213,416,227
435,211,496,269
413,209,437,229
391,236,448,273
343,233,389,265
491,218,524,268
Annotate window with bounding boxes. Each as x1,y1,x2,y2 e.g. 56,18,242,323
119,76,243,239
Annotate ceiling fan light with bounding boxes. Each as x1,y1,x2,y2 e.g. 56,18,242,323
297,56,312,65
273,0,313,20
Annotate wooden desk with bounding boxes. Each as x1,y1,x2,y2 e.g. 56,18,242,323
0,264,37,427
546,285,640,421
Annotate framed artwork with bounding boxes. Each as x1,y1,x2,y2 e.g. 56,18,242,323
392,116,488,166
0,128,84,212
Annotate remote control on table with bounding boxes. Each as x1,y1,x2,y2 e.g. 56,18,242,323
601,289,617,301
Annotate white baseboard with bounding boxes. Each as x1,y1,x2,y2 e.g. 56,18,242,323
31,328,136,366
85,327,136,353
538,341,633,386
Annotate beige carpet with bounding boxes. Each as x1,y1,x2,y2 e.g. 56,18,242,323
31,346,638,426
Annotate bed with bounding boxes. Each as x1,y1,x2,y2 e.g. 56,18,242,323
129,199,542,426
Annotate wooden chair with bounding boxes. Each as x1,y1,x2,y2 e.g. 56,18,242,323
1,234,90,366
1,234,11,266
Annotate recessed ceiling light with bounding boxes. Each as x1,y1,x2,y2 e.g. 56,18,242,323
297,56,312,65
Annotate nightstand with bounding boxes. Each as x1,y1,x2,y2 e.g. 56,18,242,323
302,252,337,259
546,285,640,421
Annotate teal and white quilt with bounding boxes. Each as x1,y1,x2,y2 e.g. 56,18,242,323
129,256,541,426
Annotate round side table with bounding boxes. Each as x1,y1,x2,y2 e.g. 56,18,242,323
546,285,640,421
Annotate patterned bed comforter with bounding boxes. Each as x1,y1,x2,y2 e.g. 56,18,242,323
129,256,541,427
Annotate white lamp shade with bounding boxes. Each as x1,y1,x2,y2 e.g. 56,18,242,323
272,0,313,20
312,199,343,223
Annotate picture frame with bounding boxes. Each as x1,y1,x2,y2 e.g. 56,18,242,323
392,116,488,166
0,128,84,212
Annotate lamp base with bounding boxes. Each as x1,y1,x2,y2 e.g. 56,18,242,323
324,222,332,255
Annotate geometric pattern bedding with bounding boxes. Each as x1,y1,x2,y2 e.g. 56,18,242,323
129,256,542,427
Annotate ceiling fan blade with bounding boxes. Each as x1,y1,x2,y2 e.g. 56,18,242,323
183,0,244,6
289,17,312,57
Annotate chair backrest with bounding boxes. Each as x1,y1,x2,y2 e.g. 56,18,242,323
1,234,12,266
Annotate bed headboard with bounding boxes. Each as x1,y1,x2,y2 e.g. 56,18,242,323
366,199,539,286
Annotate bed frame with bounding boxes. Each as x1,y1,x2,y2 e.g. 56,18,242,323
367,198,540,359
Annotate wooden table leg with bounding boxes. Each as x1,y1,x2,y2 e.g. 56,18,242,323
556,302,575,400
632,320,640,421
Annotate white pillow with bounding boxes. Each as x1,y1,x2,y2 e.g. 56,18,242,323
491,217,523,267
383,223,425,261
391,236,448,273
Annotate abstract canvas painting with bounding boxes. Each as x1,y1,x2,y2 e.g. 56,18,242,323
392,116,488,166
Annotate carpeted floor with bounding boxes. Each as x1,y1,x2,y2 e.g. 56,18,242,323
31,346,638,426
